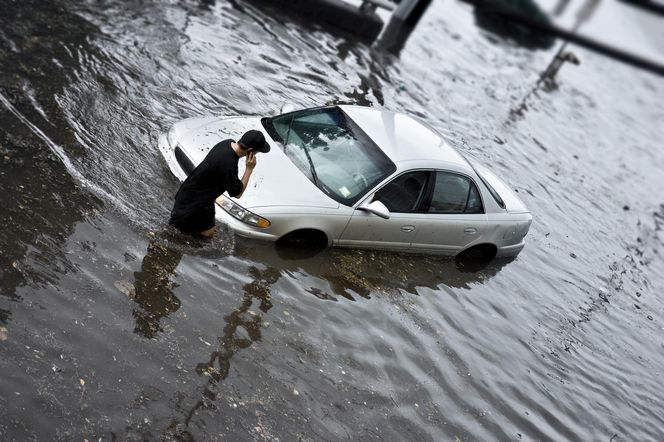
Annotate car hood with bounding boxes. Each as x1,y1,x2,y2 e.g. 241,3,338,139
176,116,339,210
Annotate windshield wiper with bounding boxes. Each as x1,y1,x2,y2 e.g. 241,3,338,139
283,117,318,185
301,144,319,186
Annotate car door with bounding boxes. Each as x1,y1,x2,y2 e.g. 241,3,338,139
338,171,430,251
411,171,487,254
411,170,487,255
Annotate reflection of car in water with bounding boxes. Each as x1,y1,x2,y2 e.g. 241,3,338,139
160,105,531,260
234,237,515,298
126,227,512,344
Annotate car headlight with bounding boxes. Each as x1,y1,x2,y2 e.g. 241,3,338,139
216,196,271,228
167,126,179,149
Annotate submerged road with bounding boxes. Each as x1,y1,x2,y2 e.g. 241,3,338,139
1,0,663,440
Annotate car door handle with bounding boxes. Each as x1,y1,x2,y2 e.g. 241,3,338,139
464,227,478,234
401,225,415,232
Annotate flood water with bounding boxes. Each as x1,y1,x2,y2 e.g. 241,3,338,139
1,0,663,440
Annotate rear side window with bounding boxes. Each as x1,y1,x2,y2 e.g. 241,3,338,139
429,172,483,214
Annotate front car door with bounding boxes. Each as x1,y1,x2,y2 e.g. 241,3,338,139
337,171,430,251
411,171,487,255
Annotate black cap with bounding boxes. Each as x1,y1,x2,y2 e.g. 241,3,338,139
238,130,271,153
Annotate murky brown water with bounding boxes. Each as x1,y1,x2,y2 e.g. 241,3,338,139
1,0,663,440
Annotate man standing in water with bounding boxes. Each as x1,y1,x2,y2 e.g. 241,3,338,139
169,130,270,238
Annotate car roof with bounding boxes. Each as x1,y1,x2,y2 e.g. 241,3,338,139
339,105,472,173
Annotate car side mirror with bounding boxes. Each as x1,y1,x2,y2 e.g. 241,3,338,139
359,200,390,219
280,102,296,114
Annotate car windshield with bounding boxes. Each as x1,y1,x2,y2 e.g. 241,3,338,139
262,107,396,206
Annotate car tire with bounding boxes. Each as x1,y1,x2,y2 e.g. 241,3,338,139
455,244,497,271
276,229,328,249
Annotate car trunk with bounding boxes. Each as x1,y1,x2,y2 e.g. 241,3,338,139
469,161,530,214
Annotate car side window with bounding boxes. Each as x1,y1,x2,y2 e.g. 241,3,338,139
429,172,483,214
374,171,428,213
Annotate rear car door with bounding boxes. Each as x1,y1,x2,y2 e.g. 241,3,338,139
411,171,487,254
338,171,430,251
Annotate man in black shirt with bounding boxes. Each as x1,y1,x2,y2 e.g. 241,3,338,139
169,130,270,238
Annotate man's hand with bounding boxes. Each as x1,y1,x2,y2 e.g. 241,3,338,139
235,151,256,198
246,151,257,170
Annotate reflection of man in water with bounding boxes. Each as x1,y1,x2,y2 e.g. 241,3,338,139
132,240,183,338
169,130,270,239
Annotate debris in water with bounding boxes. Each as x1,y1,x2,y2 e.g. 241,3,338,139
0,326,8,341
79,378,86,401
114,280,136,298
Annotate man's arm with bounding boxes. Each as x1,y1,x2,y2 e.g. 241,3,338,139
235,151,257,199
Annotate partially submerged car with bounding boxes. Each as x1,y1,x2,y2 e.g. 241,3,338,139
159,105,531,259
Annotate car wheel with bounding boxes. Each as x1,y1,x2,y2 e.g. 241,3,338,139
276,229,328,249
455,244,497,271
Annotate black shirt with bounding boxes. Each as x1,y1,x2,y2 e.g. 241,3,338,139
169,139,244,224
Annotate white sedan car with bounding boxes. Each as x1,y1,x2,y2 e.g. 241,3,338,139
159,105,531,259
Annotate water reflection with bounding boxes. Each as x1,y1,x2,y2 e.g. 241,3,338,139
0,308,10,325
238,240,513,296
345,48,393,106
167,263,278,439
461,0,555,50
1,0,662,438
0,105,99,302
155,237,511,436
0,0,101,306
374,0,433,55
131,239,183,338
506,0,599,123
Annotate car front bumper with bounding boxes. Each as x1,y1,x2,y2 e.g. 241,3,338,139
214,205,279,242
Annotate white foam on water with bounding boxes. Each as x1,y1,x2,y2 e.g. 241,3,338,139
0,91,129,219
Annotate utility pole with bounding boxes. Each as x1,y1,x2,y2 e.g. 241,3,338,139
375,0,433,53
